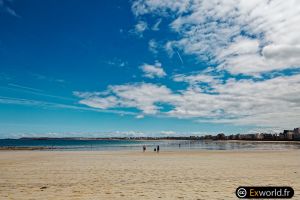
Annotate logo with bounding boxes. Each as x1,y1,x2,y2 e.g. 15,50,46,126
237,188,247,198
236,186,294,199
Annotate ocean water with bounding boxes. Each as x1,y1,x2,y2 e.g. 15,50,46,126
0,139,300,151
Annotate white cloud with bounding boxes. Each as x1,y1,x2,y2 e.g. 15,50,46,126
152,18,162,31
75,73,300,129
135,21,148,32
105,58,128,67
140,61,166,78
160,130,176,135
174,75,300,129
262,45,300,68
72,0,300,131
130,20,148,37
79,96,118,109
132,0,300,76
173,68,220,85
148,39,159,54
131,0,191,16
135,114,144,119
75,83,173,114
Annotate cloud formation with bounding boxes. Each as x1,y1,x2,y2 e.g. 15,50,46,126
74,0,300,130
74,83,172,114
130,20,148,37
148,39,159,54
132,0,300,76
74,73,300,128
152,18,162,31
140,62,167,78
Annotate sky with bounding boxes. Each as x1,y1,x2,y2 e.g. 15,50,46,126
0,0,300,138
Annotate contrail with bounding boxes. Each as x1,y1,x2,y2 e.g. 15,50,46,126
8,83,43,92
176,51,183,64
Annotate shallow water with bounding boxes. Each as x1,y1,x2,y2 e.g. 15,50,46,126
0,139,299,151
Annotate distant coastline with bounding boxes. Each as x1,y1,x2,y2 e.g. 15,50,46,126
0,146,54,151
0,138,300,151
0,127,299,151
7,136,300,142
0,126,297,142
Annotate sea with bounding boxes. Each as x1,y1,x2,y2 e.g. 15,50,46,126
0,139,300,151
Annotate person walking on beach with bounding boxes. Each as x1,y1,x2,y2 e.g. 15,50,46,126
157,145,160,153
143,145,146,152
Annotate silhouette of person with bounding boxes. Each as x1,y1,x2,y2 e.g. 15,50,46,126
157,145,160,153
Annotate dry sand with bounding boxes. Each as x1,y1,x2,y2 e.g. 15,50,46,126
0,150,299,200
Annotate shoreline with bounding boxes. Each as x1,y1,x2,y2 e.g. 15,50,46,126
0,139,300,151
1,139,300,151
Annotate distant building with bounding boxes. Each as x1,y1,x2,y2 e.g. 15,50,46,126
236,134,242,140
240,134,255,140
204,135,213,140
197,127,299,141
255,133,264,140
228,135,236,140
263,133,274,140
278,133,285,140
216,133,226,140
294,128,300,141
283,130,294,140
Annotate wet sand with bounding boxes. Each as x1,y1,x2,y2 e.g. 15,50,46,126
0,150,299,200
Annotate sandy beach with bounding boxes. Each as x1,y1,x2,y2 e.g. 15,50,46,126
0,150,299,200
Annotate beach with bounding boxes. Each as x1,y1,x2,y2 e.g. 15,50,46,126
0,150,299,200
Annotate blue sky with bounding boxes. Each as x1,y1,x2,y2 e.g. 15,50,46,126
0,0,299,138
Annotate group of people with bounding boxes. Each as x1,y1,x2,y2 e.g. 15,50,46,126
142,145,159,153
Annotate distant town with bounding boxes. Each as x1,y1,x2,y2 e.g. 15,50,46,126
18,127,300,141
188,127,300,141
